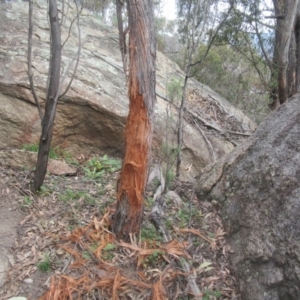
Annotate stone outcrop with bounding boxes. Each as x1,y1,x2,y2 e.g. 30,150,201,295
196,94,300,299
0,0,255,178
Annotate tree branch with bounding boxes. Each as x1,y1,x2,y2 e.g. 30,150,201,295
28,0,43,122
188,1,234,77
59,0,82,98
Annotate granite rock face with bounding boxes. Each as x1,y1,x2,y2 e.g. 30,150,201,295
0,0,255,178
196,94,300,299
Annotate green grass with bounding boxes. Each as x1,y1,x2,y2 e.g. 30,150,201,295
21,143,78,164
59,188,87,202
83,155,121,180
21,196,33,208
202,289,222,300
142,249,165,268
37,255,51,272
141,223,163,243
37,185,53,197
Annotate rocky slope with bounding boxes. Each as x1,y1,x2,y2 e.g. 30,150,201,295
196,93,300,299
0,0,255,178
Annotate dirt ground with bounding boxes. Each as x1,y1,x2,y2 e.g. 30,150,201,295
0,168,24,287
0,161,240,300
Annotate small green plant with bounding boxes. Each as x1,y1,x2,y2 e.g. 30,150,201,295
21,144,77,164
22,143,39,152
37,185,53,197
83,166,105,180
167,77,183,104
143,250,165,268
177,206,190,228
84,195,96,206
83,155,121,180
103,243,116,251
82,250,92,261
165,169,175,190
141,223,163,243
22,195,33,208
165,218,172,230
192,236,200,246
37,255,51,272
145,197,154,207
59,189,86,202
202,289,222,300
160,143,178,192
102,243,117,261
99,154,121,172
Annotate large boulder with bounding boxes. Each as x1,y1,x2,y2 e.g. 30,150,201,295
0,0,255,178
196,94,300,299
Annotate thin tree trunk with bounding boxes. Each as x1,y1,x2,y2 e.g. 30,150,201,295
274,0,299,104
28,0,43,121
295,7,300,93
33,0,61,190
116,0,127,74
176,71,189,177
112,0,156,240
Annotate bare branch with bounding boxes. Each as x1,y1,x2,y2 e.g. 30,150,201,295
27,0,43,122
61,2,83,50
189,2,234,75
44,0,82,137
116,0,127,75
254,19,273,71
194,119,216,162
156,93,252,137
265,14,285,19
59,0,82,98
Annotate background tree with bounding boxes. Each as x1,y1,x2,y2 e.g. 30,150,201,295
175,0,233,176
112,0,156,240
217,0,300,108
79,0,112,20
272,0,300,106
28,0,82,190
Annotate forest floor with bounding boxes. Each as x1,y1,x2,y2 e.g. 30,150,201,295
0,154,240,300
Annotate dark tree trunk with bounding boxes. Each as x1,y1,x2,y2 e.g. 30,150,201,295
33,0,61,190
112,0,156,240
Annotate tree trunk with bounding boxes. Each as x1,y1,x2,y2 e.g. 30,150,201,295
116,0,127,74
112,0,156,240
33,0,61,190
272,0,299,105
176,71,189,177
294,6,300,93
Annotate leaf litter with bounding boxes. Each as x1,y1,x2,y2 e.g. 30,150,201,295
0,162,239,300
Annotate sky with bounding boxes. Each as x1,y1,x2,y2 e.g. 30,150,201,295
161,0,177,20
161,0,274,20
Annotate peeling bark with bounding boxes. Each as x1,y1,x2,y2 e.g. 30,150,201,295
112,0,156,240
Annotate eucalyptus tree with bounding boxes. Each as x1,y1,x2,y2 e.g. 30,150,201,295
175,0,234,176
218,0,300,108
79,0,112,19
272,0,300,106
28,0,82,190
112,0,156,240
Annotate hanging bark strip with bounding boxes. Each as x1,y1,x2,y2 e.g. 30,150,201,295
112,0,156,240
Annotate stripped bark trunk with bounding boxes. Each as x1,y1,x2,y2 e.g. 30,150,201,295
33,0,61,190
112,0,156,240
